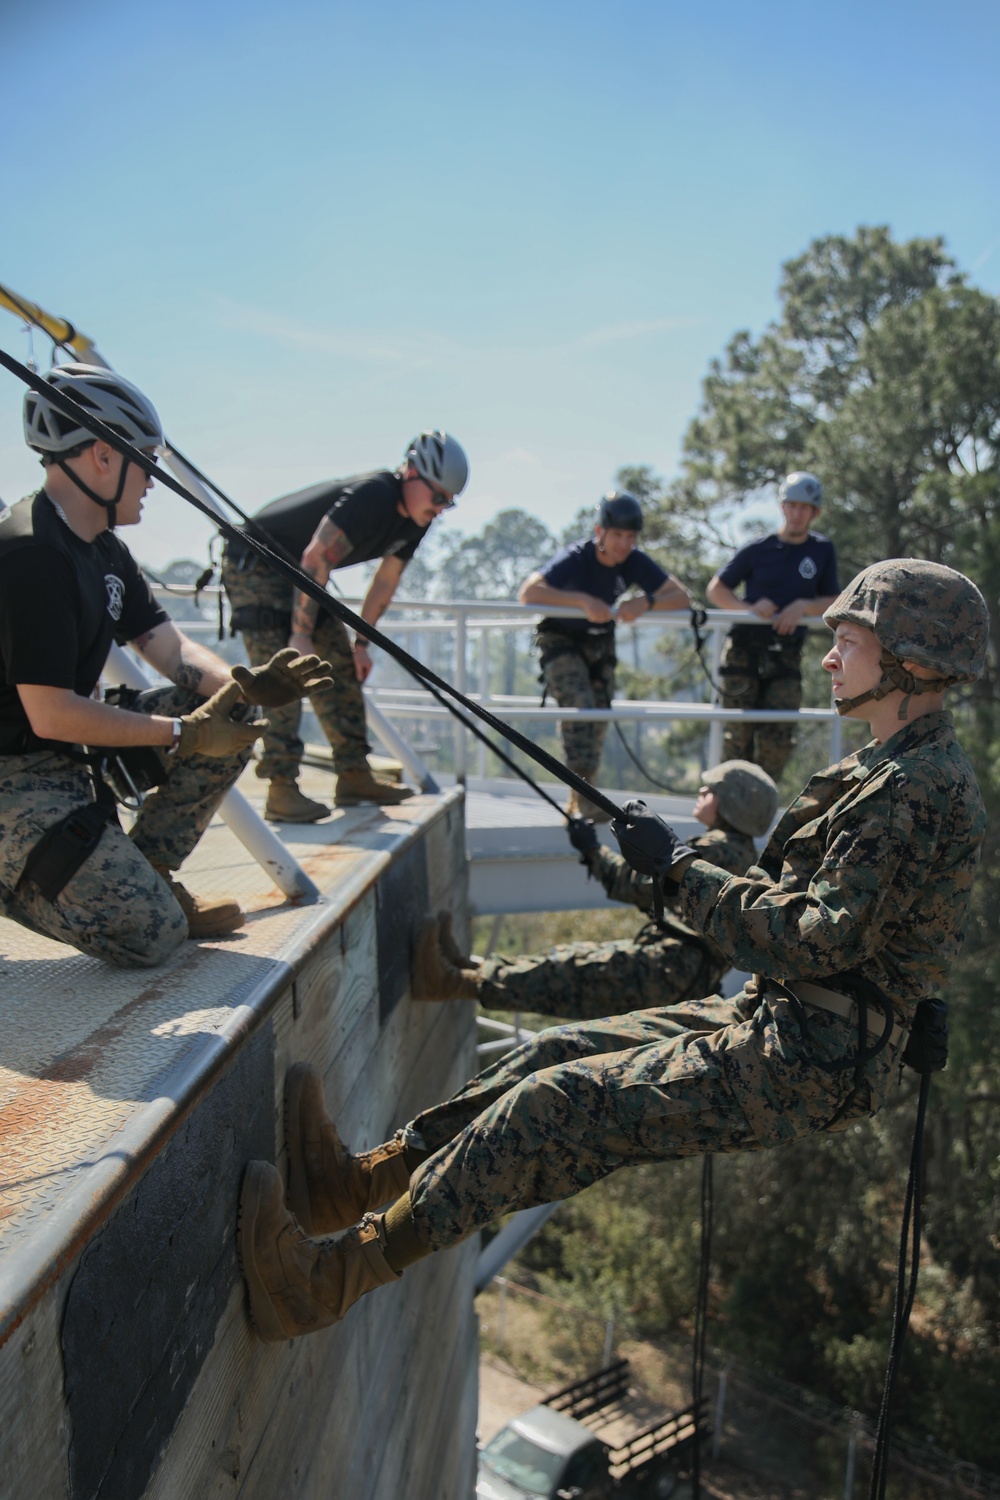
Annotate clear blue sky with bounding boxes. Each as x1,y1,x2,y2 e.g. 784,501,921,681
2,0,999,570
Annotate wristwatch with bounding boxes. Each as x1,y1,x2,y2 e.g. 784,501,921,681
165,718,183,756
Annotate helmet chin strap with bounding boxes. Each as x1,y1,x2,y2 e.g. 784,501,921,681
56,452,130,531
833,649,954,720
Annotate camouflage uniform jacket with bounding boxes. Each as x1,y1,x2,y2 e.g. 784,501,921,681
592,823,757,964
677,711,984,1014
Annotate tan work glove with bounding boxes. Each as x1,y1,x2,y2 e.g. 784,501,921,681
231,647,335,708
178,681,269,757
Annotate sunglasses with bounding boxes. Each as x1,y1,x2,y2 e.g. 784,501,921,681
425,481,456,510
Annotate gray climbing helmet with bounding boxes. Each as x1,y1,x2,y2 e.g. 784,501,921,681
597,490,643,531
779,472,823,507
823,558,988,713
703,760,779,837
24,363,164,455
404,431,469,497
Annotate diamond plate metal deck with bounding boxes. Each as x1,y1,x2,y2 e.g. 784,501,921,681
0,763,464,1340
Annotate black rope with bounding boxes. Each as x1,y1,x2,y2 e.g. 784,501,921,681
612,719,700,797
163,442,570,816
691,1154,713,1500
0,344,624,820
691,605,730,697
0,305,578,813
868,1073,931,1500
690,603,755,701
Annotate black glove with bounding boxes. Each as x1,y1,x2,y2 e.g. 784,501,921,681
611,798,696,885
566,816,599,864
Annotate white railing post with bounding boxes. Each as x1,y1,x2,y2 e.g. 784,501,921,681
103,642,318,901
365,696,439,793
707,618,727,766
829,710,843,765
453,606,469,783
478,625,491,779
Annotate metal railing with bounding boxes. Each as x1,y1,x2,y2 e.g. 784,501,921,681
151,583,842,781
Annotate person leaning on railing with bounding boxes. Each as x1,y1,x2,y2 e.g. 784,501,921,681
221,432,469,823
706,472,840,781
235,559,987,1342
0,364,330,965
518,490,691,823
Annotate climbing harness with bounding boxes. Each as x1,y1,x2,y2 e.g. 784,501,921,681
16,758,120,903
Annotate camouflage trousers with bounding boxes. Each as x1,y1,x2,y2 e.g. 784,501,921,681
404,988,893,1251
718,631,802,780
0,685,253,969
537,629,616,781
478,930,723,1021
222,551,369,778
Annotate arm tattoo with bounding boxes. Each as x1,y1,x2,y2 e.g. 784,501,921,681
315,519,353,569
291,591,321,636
292,520,352,635
175,662,205,693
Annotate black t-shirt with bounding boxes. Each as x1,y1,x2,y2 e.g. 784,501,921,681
538,537,669,636
248,471,429,567
0,491,166,743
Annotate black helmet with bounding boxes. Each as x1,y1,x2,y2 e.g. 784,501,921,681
597,490,643,531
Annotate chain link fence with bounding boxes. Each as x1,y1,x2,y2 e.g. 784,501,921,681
478,1275,1000,1500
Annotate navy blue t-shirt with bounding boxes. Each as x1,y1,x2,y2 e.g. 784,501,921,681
538,538,669,636
716,531,839,639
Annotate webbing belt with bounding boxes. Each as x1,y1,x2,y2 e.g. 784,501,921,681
779,979,906,1052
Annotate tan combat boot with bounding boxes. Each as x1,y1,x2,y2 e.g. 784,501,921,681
264,777,331,824
334,768,415,806
565,777,611,825
238,1160,400,1342
151,866,244,937
411,915,481,1001
438,910,476,969
286,1063,410,1235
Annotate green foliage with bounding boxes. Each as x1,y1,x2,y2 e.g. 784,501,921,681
435,507,555,600
489,226,1000,1473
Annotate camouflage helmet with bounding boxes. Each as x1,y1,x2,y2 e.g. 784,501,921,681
702,759,779,837
824,560,988,715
